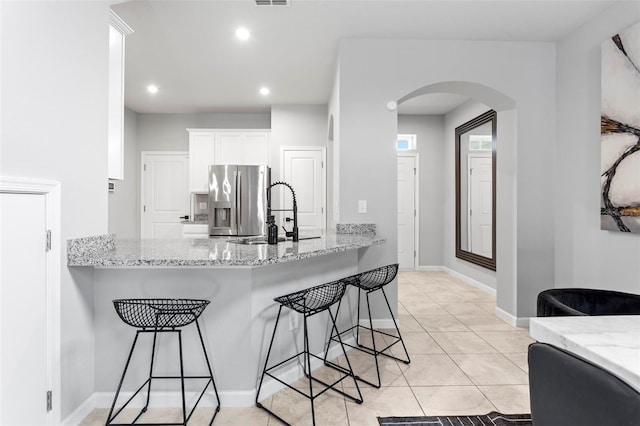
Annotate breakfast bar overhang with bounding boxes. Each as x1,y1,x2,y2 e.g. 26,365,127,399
68,231,385,407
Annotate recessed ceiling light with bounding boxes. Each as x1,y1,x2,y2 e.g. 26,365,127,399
147,84,159,94
236,27,250,41
259,87,270,96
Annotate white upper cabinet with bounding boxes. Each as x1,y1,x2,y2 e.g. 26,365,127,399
188,131,216,192
215,132,270,165
108,11,133,181
215,133,244,165
187,129,270,192
242,133,270,165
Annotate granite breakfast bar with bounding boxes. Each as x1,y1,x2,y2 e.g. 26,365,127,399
67,229,384,408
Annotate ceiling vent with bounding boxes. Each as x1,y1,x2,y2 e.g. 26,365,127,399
255,0,289,6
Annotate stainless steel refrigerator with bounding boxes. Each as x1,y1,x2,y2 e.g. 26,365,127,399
208,165,269,236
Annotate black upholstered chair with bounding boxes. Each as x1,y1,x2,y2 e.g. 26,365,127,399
528,342,640,426
537,288,640,317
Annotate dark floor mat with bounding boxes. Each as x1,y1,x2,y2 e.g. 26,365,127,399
378,411,532,426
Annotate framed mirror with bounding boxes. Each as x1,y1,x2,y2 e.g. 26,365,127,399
455,110,496,271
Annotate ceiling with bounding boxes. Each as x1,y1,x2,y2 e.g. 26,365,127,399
113,0,619,115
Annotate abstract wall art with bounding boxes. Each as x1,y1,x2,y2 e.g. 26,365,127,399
601,21,640,233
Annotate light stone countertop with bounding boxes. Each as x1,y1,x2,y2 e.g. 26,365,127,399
67,231,384,268
529,315,640,393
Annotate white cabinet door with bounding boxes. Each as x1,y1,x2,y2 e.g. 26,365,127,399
244,133,270,165
107,25,124,180
182,223,209,238
189,131,215,192
188,130,270,192
215,133,243,165
108,12,133,180
216,132,269,165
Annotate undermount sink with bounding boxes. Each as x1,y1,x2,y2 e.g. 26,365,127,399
229,236,320,245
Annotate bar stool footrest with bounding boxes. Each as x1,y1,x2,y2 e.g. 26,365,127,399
263,350,363,403
329,324,410,363
107,376,219,426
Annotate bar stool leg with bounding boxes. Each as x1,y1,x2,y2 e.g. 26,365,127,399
255,305,284,407
327,307,363,404
194,319,221,424
107,331,141,425
177,330,187,426
322,298,343,365
141,329,159,413
303,313,316,425
381,287,410,364
365,291,383,388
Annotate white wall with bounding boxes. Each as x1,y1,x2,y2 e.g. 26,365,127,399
136,112,271,152
555,2,640,293
270,104,328,181
0,1,110,418
328,63,341,229
335,39,556,319
108,107,139,238
397,114,445,267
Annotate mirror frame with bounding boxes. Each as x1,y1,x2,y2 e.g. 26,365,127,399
455,109,497,271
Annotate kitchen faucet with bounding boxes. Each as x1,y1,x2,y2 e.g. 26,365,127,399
267,181,299,242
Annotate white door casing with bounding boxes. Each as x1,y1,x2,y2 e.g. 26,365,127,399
141,152,189,238
0,177,61,425
468,154,493,257
280,147,326,232
397,155,418,270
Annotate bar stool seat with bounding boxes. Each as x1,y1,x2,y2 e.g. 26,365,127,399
256,280,363,425
107,299,220,426
325,264,410,388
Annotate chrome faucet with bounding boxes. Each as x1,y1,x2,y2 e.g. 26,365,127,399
267,181,299,242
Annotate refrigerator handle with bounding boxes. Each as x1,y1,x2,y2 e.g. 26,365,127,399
236,170,242,231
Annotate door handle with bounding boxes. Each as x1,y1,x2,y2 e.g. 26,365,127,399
237,170,242,229
179,215,189,220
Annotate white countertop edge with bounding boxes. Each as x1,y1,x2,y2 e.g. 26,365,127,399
530,316,640,393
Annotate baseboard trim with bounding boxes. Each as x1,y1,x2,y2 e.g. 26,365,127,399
417,265,496,297
416,265,444,272
358,318,397,329
61,394,96,426
442,266,496,297
495,307,530,328
415,266,533,327
516,317,530,328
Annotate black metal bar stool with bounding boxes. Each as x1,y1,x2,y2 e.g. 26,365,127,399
255,279,363,425
107,299,221,426
324,264,410,388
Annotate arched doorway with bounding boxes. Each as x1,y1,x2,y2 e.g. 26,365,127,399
395,81,519,325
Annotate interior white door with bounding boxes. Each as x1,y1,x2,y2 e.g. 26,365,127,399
281,148,325,232
0,193,50,425
142,152,189,238
397,156,416,270
469,155,492,257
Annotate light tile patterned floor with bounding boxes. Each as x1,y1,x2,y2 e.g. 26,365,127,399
80,271,533,425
